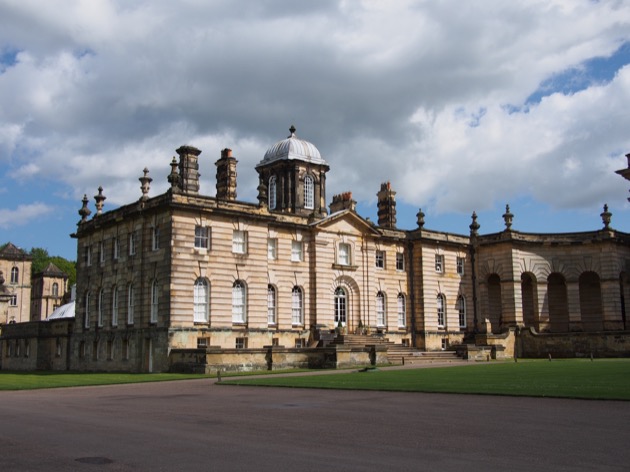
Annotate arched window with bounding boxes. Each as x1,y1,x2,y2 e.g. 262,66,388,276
127,283,134,325
437,293,445,328
232,281,246,323
111,286,119,327
193,278,209,323
150,280,159,323
97,289,104,327
376,291,386,327
457,295,466,329
397,293,406,327
10,267,18,284
84,292,90,329
304,175,314,209
292,286,303,325
268,176,277,210
267,285,276,325
52,282,59,297
334,287,347,326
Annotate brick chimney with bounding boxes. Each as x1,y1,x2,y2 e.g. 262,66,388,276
377,182,397,228
176,145,201,195
215,148,238,201
329,192,356,213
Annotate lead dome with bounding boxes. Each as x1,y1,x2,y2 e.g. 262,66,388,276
257,126,328,168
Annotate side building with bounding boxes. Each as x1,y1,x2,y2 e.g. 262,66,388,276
0,243,32,324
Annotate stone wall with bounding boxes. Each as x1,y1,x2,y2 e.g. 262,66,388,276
0,319,73,371
169,344,385,373
518,327,630,358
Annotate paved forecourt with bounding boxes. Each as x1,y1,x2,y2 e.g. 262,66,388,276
0,374,629,471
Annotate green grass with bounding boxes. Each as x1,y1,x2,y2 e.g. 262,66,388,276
0,371,208,390
219,359,630,400
0,367,314,391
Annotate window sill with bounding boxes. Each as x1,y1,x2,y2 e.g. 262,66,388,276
332,263,358,271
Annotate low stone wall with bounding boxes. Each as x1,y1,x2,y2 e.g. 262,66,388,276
0,319,73,371
475,327,517,358
169,344,387,373
518,328,630,358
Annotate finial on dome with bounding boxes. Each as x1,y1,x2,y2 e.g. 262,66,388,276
288,125,296,137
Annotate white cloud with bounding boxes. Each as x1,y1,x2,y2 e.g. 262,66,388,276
0,202,54,228
0,0,629,218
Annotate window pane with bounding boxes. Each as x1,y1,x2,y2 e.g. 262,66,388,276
268,176,277,209
376,292,386,326
292,287,303,325
397,294,406,327
304,175,314,209
232,281,246,323
194,279,208,322
267,285,276,324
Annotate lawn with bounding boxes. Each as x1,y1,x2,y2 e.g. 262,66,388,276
0,371,207,390
219,359,630,400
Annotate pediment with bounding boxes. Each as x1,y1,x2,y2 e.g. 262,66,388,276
312,210,380,237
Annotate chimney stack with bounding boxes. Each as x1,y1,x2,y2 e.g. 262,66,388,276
215,148,238,201
377,182,397,228
176,145,201,195
329,192,356,213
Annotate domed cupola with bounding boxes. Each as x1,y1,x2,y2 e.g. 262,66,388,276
257,125,328,167
256,126,329,217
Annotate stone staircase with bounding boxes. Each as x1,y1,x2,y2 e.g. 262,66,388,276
327,334,465,365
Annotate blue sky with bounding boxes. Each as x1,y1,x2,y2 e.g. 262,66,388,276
1,1,630,261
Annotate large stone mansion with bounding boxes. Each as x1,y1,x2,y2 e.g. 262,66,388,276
2,127,630,372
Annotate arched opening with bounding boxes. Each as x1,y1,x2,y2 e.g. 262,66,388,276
487,274,502,333
521,272,538,329
334,287,347,327
579,271,603,332
232,280,247,323
548,273,569,332
436,293,446,329
292,286,304,325
376,291,386,327
267,285,276,325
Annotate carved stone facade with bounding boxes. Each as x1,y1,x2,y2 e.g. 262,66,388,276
2,131,630,372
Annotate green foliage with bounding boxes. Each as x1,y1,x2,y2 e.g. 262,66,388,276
29,247,77,287
29,247,50,274
221,359,630,401
50,256,77,287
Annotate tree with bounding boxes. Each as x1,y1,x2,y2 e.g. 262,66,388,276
29,248,77,288
30,247,50,274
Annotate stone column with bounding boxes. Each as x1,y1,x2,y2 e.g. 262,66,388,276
537,281,549,332
601,277,624,330
567,281,582,331
500,279,518,329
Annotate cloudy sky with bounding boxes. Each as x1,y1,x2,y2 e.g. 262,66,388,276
1,0,630,260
